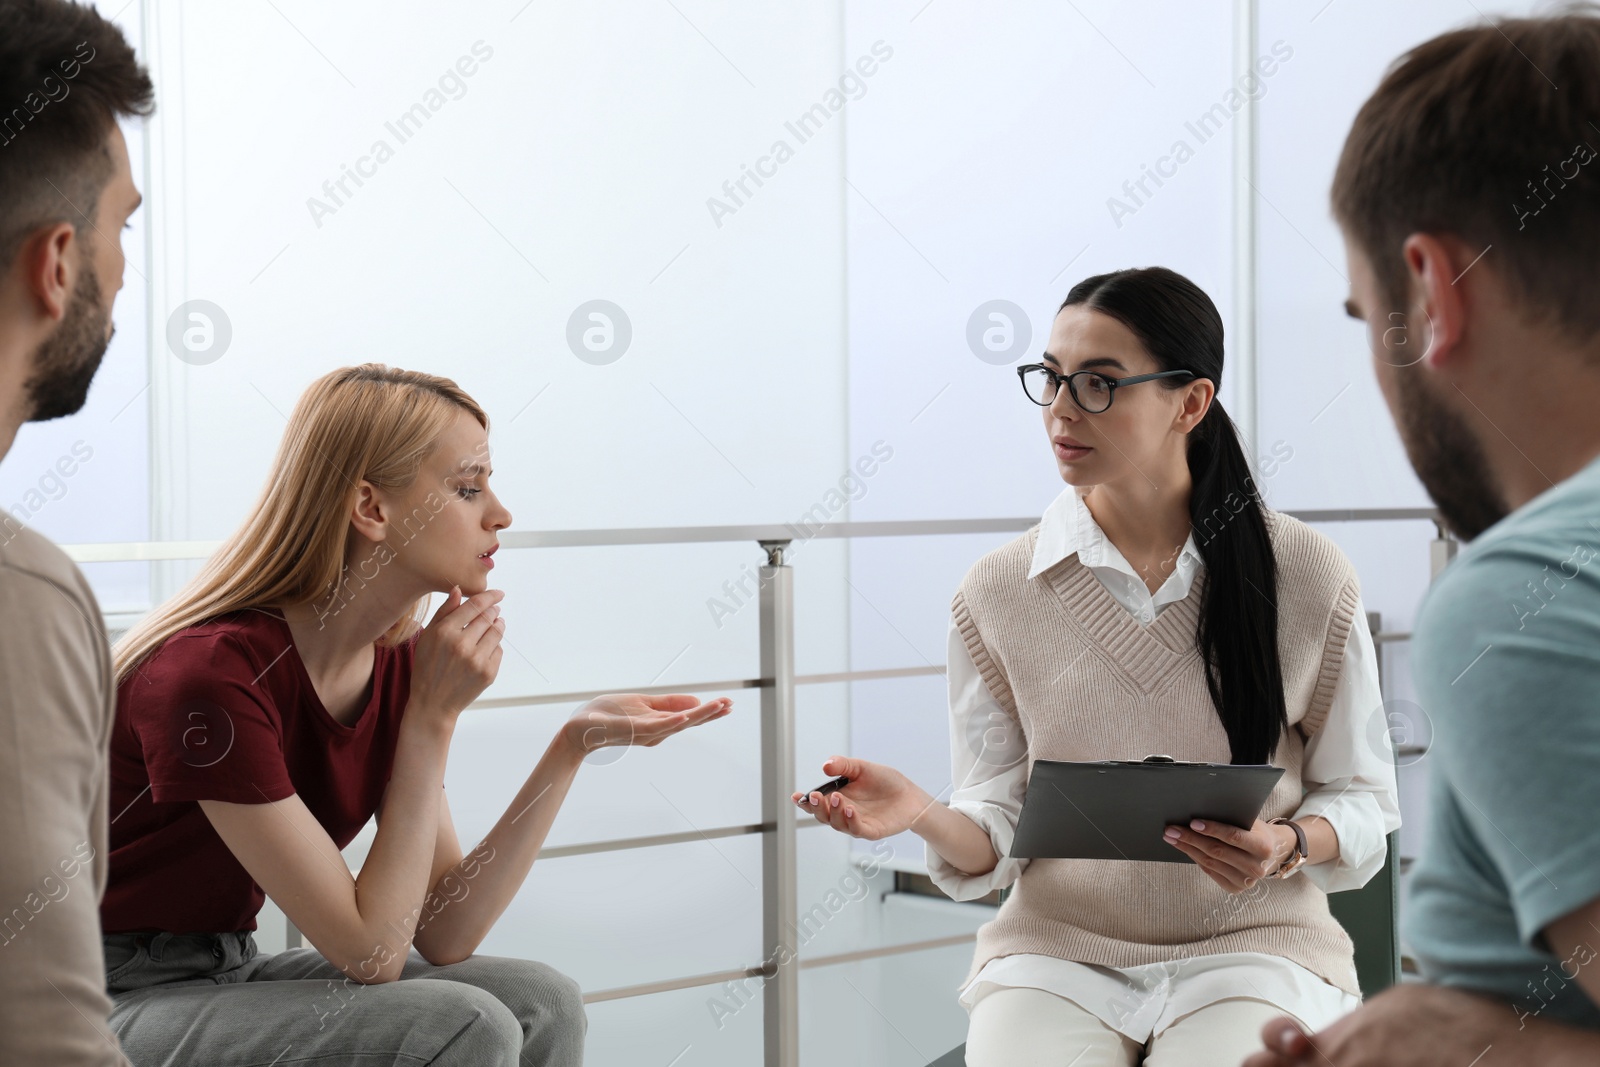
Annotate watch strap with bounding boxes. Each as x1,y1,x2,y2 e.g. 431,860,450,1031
1269,817,1308,877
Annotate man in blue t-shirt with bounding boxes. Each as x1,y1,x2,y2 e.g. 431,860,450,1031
1402,461,1600,1032
1245,10,1600,1067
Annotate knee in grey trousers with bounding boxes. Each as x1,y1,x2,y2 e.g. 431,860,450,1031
103,931,587,1066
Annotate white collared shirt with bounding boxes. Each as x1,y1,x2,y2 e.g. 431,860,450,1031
929,486,1402,1037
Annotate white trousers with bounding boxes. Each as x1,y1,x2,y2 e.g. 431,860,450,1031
965,985,1306,1067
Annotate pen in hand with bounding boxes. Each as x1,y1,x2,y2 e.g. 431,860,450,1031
794,774,850,807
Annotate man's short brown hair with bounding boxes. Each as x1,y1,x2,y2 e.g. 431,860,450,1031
1332,5,1600,341
0,0,153,268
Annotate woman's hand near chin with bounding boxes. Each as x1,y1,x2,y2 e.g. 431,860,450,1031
790,756,936,841
561,693,733,757
407,584,505,726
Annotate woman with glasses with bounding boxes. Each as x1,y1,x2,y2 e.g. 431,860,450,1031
795,268,1399,1066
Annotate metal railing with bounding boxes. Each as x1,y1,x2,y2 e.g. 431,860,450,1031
65,506,1451,1067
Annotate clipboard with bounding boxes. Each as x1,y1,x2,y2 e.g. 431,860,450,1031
1009,754,1285,863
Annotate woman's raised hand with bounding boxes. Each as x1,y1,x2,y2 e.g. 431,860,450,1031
562,693,733,757
791,756,935,841
409,585,506,721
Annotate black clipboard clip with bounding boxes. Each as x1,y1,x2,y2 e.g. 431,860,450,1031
1100,754,1216,767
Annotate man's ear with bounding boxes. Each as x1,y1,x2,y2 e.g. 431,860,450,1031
1400,232,1473,371
25,222,78,322
349,482,389,543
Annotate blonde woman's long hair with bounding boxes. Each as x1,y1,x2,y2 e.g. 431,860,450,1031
114,364,489,688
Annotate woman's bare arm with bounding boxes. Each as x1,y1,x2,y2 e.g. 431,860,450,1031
200,710,455,983
199,591,502,984
407,693,732,963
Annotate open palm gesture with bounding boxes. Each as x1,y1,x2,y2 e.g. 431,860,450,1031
564,693,731,756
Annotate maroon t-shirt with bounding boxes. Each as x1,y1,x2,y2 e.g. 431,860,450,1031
101,607,416,934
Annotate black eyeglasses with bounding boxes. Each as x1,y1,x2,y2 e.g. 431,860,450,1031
1016,363,1198,413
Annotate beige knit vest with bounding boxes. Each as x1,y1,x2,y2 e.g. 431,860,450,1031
951,510,1363,995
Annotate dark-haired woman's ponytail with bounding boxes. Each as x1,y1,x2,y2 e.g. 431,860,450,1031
1063,266,1288,764
1187,399,1287,764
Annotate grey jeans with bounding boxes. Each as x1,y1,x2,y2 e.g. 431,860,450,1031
103,932,586,1066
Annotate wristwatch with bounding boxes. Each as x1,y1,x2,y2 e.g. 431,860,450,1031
1268,817,1308,878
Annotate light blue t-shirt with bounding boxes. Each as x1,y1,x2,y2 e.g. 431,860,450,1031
1406,451,1600,1029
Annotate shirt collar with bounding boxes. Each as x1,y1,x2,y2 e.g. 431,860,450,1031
1027,485,1203,580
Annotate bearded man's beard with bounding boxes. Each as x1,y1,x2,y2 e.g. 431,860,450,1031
1391,367,1508,540
24,265,112,423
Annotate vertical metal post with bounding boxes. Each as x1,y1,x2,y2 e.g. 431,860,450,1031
1367,610,1383,693
757,541,799,1067
1429,520,1458,582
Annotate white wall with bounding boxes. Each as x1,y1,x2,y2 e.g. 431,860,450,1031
842,0,1238,879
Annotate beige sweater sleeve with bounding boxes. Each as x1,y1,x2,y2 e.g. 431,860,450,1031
0,525,127,1066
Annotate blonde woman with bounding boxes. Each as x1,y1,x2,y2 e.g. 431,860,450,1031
100,364,731,1066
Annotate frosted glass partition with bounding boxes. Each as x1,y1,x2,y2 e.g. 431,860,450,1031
844,0,1241,871
1256,0,1540,637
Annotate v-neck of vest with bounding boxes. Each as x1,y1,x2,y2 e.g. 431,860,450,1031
1029,526,1202,693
